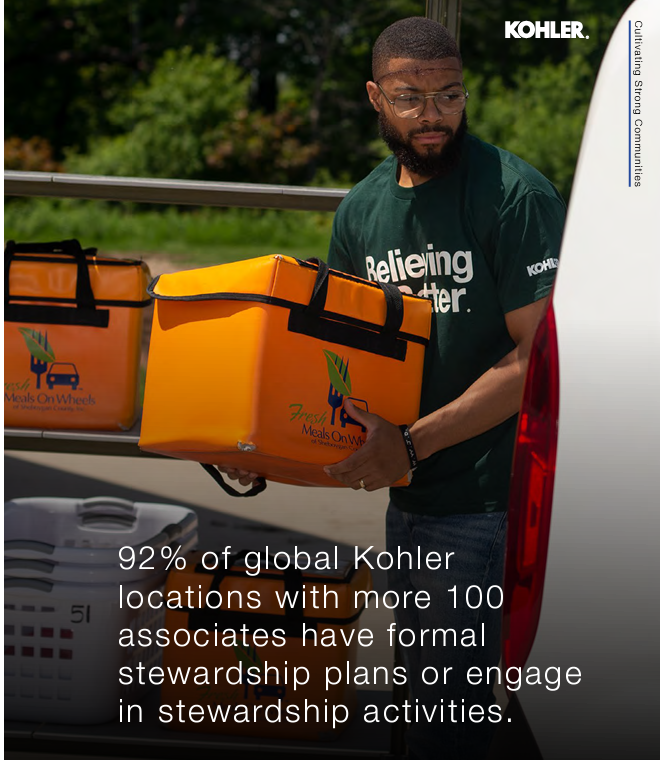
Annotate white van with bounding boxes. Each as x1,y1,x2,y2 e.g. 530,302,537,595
491,1,660,757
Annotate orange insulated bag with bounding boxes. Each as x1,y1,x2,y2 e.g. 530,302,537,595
139,255,432,488
159,549,373,739
4,239,151,430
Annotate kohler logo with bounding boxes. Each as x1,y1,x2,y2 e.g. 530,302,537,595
505,21,588,39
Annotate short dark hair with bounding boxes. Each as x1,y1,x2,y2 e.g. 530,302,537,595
372,17,461,81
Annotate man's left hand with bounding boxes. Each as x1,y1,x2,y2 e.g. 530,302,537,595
323,399,411,490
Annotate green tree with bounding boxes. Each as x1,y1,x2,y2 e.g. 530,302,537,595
205,105,320,185
66,48,249,179
466,55,593,199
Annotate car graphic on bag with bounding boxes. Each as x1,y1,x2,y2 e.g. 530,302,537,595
340,397,369,432
46,362,80,390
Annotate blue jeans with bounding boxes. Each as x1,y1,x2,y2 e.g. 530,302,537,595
386,504,507,760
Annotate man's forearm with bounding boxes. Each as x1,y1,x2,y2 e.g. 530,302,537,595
410,344,530,461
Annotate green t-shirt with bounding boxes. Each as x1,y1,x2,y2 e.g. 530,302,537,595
327,134,566,517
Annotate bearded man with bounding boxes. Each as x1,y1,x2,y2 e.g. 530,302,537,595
324,17,566,760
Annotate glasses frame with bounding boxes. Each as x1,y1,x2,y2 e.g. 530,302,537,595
376,82,469,119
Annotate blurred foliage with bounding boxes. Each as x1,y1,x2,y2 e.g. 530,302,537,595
66,48,249,179
4,137,63,172
206,105,320,185
5,0,632,200
466,55,594,198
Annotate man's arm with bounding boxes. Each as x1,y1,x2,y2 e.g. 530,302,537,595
324,296,549,491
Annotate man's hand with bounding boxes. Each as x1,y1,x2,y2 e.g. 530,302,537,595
215,466,261,487
323,399,410,491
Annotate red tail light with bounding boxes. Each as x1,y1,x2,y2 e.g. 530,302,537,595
502,302,559,671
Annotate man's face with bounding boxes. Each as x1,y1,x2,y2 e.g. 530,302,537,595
367,57,467,178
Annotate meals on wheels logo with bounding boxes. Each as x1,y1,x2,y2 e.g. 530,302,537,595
4,327,95,412
287,349,369,450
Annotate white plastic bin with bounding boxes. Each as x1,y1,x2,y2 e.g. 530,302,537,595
4,573,166,724
4,496,199,724
4,496,197,569
4,527,197,583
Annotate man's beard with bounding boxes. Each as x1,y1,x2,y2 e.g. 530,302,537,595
378,111,468,178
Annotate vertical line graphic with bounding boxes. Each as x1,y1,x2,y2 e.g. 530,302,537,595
628,20,631,187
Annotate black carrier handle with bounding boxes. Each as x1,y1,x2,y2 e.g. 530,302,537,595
201,463,267,498
188,550,308,637
187,550,362,637
194,548,304,619
4,239,109,327
305,257,404,334
289,258,408,361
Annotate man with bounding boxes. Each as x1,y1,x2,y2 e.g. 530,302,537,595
322,16,566,760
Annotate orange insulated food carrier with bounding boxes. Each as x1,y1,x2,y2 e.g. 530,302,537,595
4,240,151,430
159,550,373,739
139,256,433,487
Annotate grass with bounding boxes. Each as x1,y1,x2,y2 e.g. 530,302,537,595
4,198,335,265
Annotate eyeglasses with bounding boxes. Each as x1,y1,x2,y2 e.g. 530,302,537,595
377,83,469,118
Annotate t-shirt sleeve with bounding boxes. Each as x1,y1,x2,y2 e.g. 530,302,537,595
493,189,566,314
327,203,357,275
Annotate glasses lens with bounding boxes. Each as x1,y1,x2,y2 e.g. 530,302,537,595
392,90,467,118
435,91,467,114
393,94,425,118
